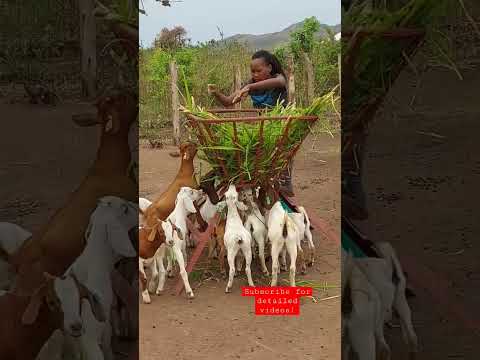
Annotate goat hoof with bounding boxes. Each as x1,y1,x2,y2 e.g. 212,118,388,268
142,296,151,304
187,292,195,299
263,270,269,276
148,283,157,293
167,272,174,278
225,287,231,293
155,290,164,296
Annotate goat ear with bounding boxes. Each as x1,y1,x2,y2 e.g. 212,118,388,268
104,213,136,257
175,229,184,241
147,223,160,242
85,289,106,322
160,220,168,234
22,284,46,325
235,200,248,211
183,197,197,213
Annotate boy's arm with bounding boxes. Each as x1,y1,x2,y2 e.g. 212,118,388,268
232,75,286,103
213,91,235,107
208,84,235,107
245,74,286,92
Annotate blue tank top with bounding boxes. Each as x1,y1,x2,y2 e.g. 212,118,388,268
243,76,288,108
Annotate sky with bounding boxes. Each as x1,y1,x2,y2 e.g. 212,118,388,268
139,0,341,48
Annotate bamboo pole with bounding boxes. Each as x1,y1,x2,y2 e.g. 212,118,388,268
303,52,314,104
79,0,97,99
287,55,296,104
234,65,242,109
170,60,180,145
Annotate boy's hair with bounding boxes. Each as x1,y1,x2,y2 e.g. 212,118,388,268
252,50,287,79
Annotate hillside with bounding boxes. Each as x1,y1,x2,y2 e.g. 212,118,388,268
224,19,340,50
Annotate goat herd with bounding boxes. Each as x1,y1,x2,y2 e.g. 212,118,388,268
0,91,419,360
139,184,316,302
0,93,140,359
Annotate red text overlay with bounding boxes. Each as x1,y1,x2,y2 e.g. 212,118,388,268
242,287,313,315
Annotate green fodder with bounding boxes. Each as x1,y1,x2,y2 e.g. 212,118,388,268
342,0,454,113
181,85,338,184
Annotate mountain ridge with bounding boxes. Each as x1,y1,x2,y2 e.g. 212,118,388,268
223,18,340,50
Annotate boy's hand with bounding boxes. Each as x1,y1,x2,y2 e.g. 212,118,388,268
232,86,250,104
207,84,218,95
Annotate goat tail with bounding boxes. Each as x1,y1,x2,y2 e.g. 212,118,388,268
282,212,288,238
376,242,406,286
237,237,244,245
298,206,309,226
388,245,407,286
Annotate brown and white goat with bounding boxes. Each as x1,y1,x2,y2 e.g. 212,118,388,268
10,93,138,297
0,271,104,360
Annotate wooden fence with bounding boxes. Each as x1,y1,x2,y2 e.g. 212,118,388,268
166,51,341,142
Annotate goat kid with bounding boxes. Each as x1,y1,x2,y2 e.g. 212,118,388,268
357,242,418,357
139,187,202,302
223,185,255,293
67,196,138,360
341,250,391,360
267,201,306,287
0,270,104,360
35,273,107,360
239,188,269,275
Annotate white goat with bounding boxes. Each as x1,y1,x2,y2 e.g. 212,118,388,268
140,187,202,301
223,184,255,293
341,249,391,360
0,222,31,292
157,187,202,298
344,242,418,358
268,201,304,286
200,195,219,224
34,274,106,360
239,188,268,275
297,206,315,266
369,242,418,356
66,196,138,360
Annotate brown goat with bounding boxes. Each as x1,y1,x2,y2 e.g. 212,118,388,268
10,92,138,297
207,217,227,276
139,142,198,260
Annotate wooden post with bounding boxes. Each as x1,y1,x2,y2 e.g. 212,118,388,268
79,0,96,99
170,60,180,146
234,65,242,108
338,52,341,95
303,52,314,104
287,55,296,104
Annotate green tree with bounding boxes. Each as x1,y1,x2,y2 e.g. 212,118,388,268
289,17,321,58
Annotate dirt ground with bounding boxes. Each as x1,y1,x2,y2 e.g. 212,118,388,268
139,133,341,360
0,101,98,230
355,66,480,358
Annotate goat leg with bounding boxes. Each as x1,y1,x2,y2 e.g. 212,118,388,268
138,259,151,304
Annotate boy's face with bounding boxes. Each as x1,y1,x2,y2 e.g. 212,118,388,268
251,58,272,82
